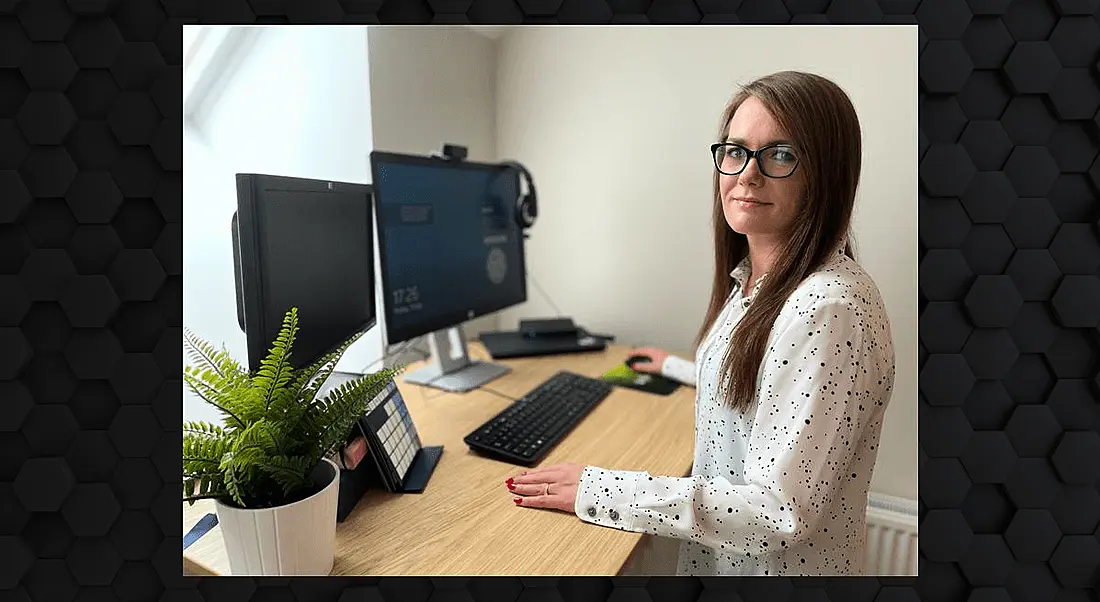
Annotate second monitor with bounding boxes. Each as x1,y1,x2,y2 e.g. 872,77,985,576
369,149,528,392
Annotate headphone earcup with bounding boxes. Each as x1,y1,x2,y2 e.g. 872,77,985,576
516,194,536,229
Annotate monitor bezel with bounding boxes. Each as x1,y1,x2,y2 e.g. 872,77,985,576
234,172,377,372
368,150,529,346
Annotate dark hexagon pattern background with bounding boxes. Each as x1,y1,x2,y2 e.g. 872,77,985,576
1,0,1099,601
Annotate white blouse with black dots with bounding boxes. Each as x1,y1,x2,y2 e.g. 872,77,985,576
573,245,896,576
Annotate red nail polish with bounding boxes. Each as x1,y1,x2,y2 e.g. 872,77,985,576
506,478,514,486
514,498,522,505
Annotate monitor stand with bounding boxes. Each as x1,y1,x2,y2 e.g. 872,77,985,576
401,325,511,393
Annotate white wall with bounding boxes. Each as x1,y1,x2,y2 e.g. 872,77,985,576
494,27,919,500
182,26,376,425
366,26,501,353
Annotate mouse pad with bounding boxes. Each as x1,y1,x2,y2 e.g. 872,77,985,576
602,364,681,396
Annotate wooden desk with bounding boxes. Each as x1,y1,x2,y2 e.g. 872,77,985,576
182,342,696,576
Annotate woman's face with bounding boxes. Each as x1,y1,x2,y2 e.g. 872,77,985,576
719,96,807,242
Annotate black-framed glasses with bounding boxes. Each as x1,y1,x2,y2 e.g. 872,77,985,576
711,142,800,178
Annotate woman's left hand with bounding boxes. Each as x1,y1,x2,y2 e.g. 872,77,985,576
506,462,586,513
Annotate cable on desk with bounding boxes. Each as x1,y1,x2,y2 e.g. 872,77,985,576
475,385,518,402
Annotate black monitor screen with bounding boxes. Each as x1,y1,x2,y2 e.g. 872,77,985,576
370,152,527,344
233,174,376,372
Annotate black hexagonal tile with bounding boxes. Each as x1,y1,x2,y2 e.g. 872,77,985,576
0,69,29,119
646,0,703,22
109,458,162,509
1049,536,1100,588
922,405,974,456
958,70,1011,120
964,276,1023,328
21,302,71,353
110,509,163,561
920,457,972,508
963,329,1019,379
65,537,122,587
1051,224,1100,275
22,404,79,457
110,146,160,198
0,223,33,274
18,145,77,198
0,381,32,433
921,144,977,198
65,171,124,224
0,327,31,379
19,42,78,92
921,96,968,143
1006,251,1061,302
1051,431,1100,485
960,123,1013,173
107,250,166,302
1049,69,1100,121
0,119,30,170
920,197,972,248
113,0,169,41
962,483,1015,534
962,225,1014,275
0,170,31,224
1052,485,1100,535
22,354,78,407
109,41,166,91
1005,509,1061,561
1001,96,1058,145
920,354,977,406
1052,275,1100,328
1003,42,1061,94
14,457,75,512
1004,198,1061,250
1009,303,1059,354
0,432,31,482
66,225,122,275
1006,458,1061,508
157,17,193,65
156,274,180,326
920,510,973,561
17,0,75,41
1006,563,1061,602
60,483,121,539
0,276,30,327
1004,146,1060,198
112,302,166,352
961,430,1016,484
109,352,163,405
65,72,119,120
1004,354,1056,403
59,275,120,327
153,223,180,277
921,303,973,353
0,536,33,589
63,328,122,379
65,431,120,485
1003,0,1058,38
22,198,76,249
108,406,161,459
150,118,180,171
112,198,164,248
1046,123,1098,175
960,534,1015,585
63,16,124,68
1048,378,1099,427
150,64,180,120
66,121,122,174
920,249,974,301
962,17,1013,69
1091,155,1100,194
0,14,33,66
915,0,971,38
1048,176,1097,230
18,249,76,301
1048,16,1099,68
106,91,161,146
112,561,165,602
1005,404,1062,458
151,380,179,432
920,41,974,93
0,483,30,535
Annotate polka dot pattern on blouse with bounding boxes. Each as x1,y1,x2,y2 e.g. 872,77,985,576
572,242,896,576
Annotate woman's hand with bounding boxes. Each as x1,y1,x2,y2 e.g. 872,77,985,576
628,347,670,374
506,463,586,513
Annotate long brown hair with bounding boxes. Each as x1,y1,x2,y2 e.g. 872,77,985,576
696,71,862,411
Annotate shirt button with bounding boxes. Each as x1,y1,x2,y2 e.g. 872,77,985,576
587,507,596,517
609,509,620,521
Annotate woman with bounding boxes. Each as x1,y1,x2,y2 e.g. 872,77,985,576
504,71,896,577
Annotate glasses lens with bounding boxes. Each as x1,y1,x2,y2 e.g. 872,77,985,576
760,146,798,177
714,145,746,175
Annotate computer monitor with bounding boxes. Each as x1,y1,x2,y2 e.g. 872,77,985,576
369,150,528,392
231,173,377,372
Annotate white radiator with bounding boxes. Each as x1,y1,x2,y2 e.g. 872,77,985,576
865,492,919,576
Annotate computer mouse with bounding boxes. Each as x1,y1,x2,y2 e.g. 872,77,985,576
625,354,653,370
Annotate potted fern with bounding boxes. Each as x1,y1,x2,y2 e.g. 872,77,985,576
182,307,401,576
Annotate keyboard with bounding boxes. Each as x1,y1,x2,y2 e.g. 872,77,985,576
463,371,614,466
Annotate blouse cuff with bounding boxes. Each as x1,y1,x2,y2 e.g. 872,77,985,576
660,355,696,386
574,466,642,532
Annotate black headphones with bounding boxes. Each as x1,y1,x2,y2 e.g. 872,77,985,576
500,160,538,230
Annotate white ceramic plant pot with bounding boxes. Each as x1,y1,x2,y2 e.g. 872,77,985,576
214,457,340,576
